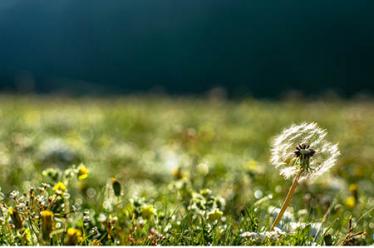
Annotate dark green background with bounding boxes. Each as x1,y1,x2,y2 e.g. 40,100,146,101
0,1,373,97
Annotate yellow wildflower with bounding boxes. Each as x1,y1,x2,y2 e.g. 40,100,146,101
40,210,54,241
22,228,32,244
65,227,83,245
345,196,356,209
77,164,89,180
8,207,14,215
53,181,67,194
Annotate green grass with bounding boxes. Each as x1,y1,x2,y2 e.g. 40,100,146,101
0,95,372,245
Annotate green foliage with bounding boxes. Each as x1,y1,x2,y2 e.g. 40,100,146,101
0,96,372,245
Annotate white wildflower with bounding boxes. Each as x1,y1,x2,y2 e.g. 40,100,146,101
240,231,265,240
241,227,285,242
271,122,340,181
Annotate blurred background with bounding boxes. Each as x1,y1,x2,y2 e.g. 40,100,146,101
0,0,373,98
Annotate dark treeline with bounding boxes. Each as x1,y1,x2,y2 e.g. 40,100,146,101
0,1,374,97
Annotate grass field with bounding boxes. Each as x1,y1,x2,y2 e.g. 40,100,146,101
0,95,372,245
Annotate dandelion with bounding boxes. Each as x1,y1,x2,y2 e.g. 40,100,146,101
77,164,89,180
345,196,356,209
40,210,54,241
53,181,67,195
270,122,340,230
65,227,83,245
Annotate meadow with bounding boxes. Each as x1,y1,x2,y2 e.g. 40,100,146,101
0,95,372,245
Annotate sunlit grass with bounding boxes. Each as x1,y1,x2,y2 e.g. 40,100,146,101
0,95,372,245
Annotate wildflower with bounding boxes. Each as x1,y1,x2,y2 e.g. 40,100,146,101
65,227,83,245
241,227,285,242
40,210,54,241
271,122,340,182
111,177,121,197
345,196,356,209
77,164,89,180
8,207,23,229
22,228,32,244
53,181,67,194
141,204,156,219
269,123,340,230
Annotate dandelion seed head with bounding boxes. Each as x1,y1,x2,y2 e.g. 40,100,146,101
271,122,340,181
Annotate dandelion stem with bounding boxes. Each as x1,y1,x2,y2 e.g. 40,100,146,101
270,170,302,231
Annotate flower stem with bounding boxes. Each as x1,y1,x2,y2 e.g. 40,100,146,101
270,170,302,230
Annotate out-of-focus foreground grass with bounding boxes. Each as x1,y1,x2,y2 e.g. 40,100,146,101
0,95,372,245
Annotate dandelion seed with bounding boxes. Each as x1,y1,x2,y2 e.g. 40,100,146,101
269,122,340,230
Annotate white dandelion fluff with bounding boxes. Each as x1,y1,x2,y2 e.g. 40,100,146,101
271,122,340,182
269,122,340,231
